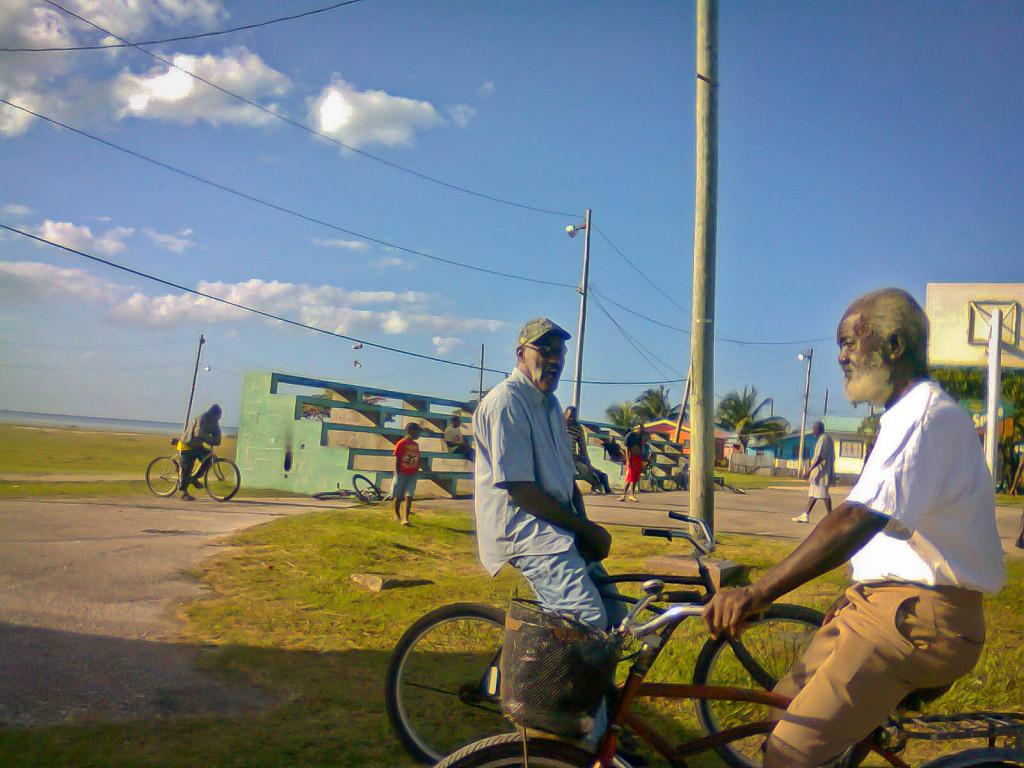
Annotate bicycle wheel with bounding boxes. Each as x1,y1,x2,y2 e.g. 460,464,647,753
385,603,509,764
204,458,241,501
145,455,181,497
435,732,634,768
919,748,1024,768
352,473,385,503
693,603,825,768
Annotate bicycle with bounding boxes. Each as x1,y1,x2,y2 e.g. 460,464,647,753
145,441,241,502
384,512,824,765
436,584,1024,768
311,473,387,503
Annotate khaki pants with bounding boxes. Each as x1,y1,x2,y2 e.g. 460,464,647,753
766,582,985,768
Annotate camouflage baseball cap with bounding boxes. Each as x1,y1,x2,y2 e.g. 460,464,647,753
517,317,571,347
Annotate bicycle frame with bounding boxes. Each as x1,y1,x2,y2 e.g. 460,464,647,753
589,608,913,768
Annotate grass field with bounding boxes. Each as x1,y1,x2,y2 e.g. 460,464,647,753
1,425,1022,766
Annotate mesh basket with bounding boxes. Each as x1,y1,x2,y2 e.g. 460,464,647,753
499,598,619,738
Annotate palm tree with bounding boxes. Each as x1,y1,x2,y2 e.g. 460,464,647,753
634,385,673,423
716,386,789,450
605,401,638,432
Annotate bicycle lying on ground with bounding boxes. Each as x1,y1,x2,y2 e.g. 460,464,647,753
310,473,387,503
436,582,1024,768
384,512,824,765
145,442,241,502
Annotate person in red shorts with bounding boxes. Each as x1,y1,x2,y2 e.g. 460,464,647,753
619,422,646,502
392,422,422,525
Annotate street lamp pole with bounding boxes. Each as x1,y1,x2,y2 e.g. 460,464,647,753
183,333,206,430
796,348,813,476
568,209,592,412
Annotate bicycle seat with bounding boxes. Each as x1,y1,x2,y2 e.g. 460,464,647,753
897,683,952,713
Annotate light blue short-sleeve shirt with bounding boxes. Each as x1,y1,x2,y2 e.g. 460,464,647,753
473,367,578,576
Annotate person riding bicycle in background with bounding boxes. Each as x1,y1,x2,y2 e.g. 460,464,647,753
704,288,1005,768
179,403,222,501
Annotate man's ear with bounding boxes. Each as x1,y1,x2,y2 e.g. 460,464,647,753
884,332,907,364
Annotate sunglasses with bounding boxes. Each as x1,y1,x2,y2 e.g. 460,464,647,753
523,342,566,359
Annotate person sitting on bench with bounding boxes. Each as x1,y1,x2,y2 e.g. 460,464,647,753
564,406,611,494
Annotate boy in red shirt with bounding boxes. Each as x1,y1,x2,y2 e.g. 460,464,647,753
393,422,422,525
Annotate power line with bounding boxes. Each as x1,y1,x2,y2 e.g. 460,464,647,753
2,1,365,52
593,225,692,316
40,1,575,218
0,99,574,290
0,336,193,349
589,293,680,379
0,222,684,387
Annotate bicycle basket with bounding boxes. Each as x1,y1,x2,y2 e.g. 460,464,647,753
499,598,619,738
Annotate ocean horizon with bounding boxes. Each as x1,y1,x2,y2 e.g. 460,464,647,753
0,409,239,436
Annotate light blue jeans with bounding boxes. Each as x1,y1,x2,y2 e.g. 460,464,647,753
508,547,627,747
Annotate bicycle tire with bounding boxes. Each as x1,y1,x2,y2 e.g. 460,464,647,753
435,732,635,768
145,455,181,497
204,457,241,501
385,603,508,764
692,603,825,768
352,473,385,503
919,748,1024,768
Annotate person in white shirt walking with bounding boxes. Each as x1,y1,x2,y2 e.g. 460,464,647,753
792,421,835,523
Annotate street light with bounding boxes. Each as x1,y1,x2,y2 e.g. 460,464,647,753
567,210,592,412
796,349,813,476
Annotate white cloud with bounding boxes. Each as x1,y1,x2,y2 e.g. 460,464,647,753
309,76,445,149
312,238,369,251
144,227,194,254
36,220,134,255
432,336,463,355
448,104,476,128
0,260,125,304
2,203,33,217
478,81,495,96
111,47,291,127
371,255,412,270
0,0,228,137
0,262,507,339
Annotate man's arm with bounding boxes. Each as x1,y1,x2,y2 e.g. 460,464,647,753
703,501,887,638
504,481,611,561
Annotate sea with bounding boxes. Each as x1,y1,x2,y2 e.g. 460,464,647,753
0,409,239,437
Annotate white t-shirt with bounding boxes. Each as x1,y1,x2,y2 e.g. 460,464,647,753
846,380,1005,594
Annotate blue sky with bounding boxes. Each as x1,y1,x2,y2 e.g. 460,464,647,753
1,1,1021,429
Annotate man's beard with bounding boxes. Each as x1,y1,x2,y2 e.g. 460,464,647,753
843,355,893,406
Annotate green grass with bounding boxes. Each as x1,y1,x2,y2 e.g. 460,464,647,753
1,502,1020,767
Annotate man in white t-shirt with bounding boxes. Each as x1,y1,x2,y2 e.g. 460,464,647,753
704,288,1005,768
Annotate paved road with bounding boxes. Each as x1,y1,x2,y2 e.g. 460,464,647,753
0,494,347,727
1,488,1019,729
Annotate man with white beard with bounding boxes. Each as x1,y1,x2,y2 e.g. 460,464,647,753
703,288,1005,768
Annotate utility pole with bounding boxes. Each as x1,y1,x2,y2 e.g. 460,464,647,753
689,0,719,533
796,348,813,476
985,308,1003,480
673,365,692,443
183,333,206,430
571,209,592,412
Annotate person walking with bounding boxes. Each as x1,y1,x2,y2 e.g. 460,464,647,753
792,421,835,523
704,287,1004,768
619,423,646,502
392,422,421,525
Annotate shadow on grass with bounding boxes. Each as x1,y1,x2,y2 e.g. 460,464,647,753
0,622,422,768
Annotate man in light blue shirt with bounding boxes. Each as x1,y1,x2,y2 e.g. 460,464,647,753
474,318,620,629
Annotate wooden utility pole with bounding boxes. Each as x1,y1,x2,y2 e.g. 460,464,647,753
183,333,206,430
689,0,719,533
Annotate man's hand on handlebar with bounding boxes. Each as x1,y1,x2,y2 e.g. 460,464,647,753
702,585,771,639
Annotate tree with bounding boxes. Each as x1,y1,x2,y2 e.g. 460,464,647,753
605,401,638,431
716,386,789,450
634,385,673,423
